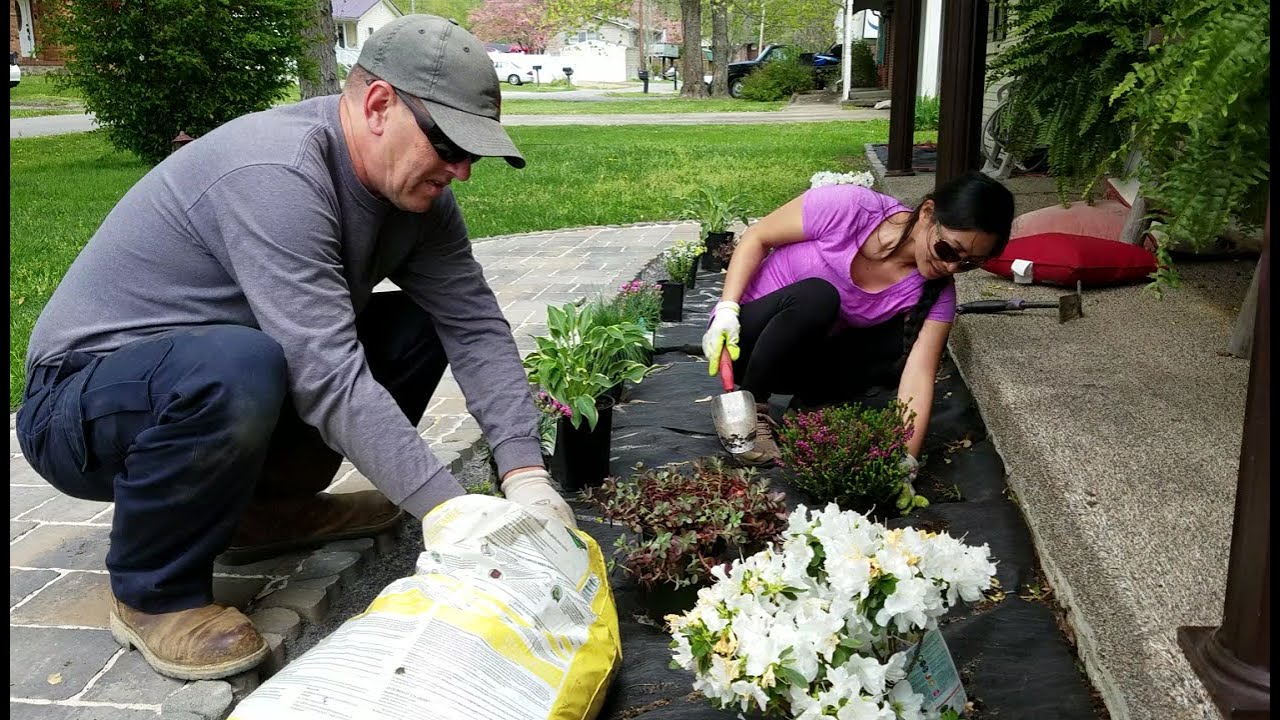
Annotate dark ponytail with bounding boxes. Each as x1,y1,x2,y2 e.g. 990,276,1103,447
894,171,1016,356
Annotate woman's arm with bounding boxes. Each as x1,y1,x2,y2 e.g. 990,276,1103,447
720,194,809,303
896,318,951,458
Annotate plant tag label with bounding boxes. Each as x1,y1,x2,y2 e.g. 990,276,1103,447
904,628,967,713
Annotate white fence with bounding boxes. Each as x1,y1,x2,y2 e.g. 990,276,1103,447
490,42,630,84
335,42,632,84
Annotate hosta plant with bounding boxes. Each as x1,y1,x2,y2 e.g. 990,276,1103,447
523,302,651,430
587,459,789,590
668,504,997,719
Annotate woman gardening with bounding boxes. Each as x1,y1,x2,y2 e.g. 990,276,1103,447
701,170,1015,469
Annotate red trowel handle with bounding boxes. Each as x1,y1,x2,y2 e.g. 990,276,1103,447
719,348,735,393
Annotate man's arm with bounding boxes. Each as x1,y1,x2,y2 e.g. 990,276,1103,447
389,192,545,480
190,165,464,517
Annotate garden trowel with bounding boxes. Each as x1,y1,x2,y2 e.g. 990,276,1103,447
711,348,757,454
956,281,1085,323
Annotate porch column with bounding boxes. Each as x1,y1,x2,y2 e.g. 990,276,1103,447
935,0,988,185
885,0,922,176
1178,199,1271,719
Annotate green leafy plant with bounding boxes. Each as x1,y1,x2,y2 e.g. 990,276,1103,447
849,40,878,88
48,0,312,165
662,239,703,284
777,401,919,514
915,95,941,131
1108,0,1269,291
986,0,1165,199
580,293,655,366
611,279,662,330
680,188,750,238
586,459,788,589
523,302,651,430
739,57,815,102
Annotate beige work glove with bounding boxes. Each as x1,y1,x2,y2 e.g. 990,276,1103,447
501,468,578,529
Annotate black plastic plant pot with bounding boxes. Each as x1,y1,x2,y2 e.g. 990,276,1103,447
558,395,615,491
658,280,684,323
685,261,699,289
641,583,704,617
607,382,623,402
702,232,733,272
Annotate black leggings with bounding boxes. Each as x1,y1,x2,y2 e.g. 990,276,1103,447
734,277,907,406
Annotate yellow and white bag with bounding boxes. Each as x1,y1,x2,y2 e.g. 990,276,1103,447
232,495,620,720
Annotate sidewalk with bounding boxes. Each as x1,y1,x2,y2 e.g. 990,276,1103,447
8,222,692,719
873,169,1247,720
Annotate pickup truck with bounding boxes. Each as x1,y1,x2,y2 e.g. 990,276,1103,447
724,43,839,98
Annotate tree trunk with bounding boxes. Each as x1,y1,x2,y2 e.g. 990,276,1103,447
679,0,708,97
299,0,342,100
710,0,729,96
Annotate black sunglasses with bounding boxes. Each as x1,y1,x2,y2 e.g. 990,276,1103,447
390,87,482,165
933,227,986,272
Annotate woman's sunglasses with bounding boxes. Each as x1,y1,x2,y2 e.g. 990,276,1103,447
391,87,483,165
933,227,986,272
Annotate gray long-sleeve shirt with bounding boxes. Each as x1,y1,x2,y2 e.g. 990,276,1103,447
25,96,543,516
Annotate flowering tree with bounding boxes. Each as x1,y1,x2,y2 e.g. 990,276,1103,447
467,0,557,53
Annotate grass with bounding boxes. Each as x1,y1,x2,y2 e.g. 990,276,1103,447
9,120,893,407
9,74,84,105
11,108,84,118
503,98,785,115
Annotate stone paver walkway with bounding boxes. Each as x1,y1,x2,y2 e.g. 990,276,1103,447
9,222,691,719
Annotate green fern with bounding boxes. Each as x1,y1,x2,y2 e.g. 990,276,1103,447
1108,0,1269,290
986,0,1166,200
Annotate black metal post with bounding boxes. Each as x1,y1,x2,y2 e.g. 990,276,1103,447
936,0,989,186
886,0,922,176
1178,199,1271,719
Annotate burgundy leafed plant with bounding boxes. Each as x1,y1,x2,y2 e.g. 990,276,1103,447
586,459,788,590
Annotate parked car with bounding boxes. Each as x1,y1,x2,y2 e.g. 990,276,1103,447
493,59,535,86
10,52,20,88
725,43,839,98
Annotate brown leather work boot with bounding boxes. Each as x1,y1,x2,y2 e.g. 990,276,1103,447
109,596,267,680
219,490,403,565
732,403,782,466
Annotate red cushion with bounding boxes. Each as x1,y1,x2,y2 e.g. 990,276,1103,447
1011,200,1130,242
983,233,1158,287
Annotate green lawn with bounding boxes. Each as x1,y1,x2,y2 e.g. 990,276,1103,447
11,108,84,118
9,74,85,117
10,121,893,406
503,98,785,115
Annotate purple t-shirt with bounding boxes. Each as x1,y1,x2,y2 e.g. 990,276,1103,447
741,185,957,328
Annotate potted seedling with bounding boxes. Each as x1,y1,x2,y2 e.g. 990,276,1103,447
586,458,788,615
524,302,652,490
662,238,703,295
680,189,750,272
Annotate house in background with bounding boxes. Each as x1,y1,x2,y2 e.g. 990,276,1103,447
333,0,403,68
547,15,677,77
9,0,69,68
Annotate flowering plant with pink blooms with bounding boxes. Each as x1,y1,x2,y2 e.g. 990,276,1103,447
777,401,917,515
534,389,572,456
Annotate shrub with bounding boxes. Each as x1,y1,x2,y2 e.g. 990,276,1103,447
739,58,814,102
49,0,312,164
587,459,788,589
849,40,878,88
915,95,940,131
776,401,917,514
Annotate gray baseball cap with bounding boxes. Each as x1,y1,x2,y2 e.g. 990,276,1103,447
358,15,525,168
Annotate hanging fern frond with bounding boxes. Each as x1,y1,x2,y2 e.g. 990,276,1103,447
1110,0,1270,284
987,0,1167,201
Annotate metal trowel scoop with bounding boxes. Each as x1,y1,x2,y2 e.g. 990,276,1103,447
710,348,757,454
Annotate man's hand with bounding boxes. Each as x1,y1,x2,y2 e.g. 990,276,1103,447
501,468,578,529
702,301,741,376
